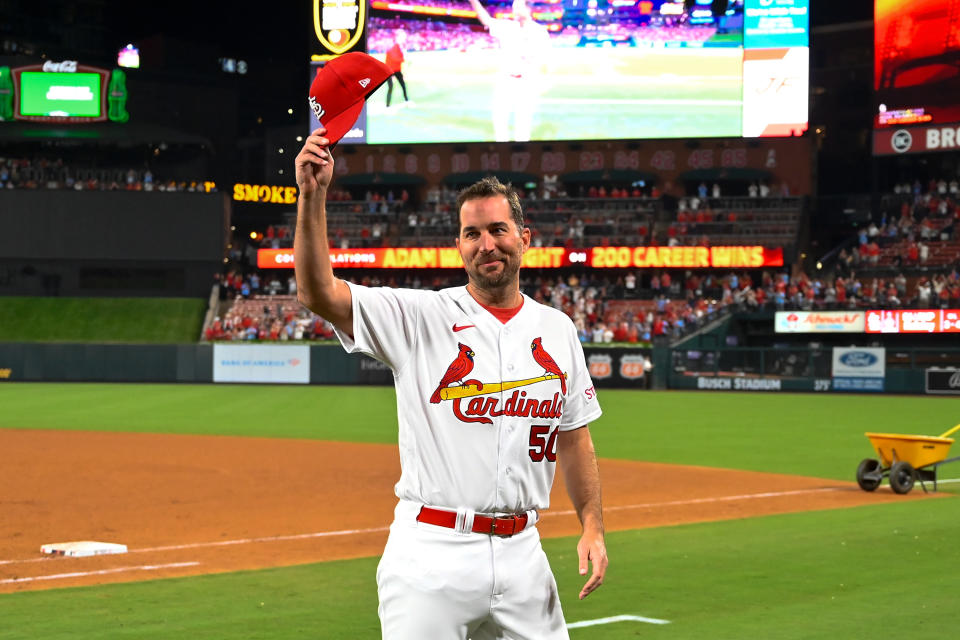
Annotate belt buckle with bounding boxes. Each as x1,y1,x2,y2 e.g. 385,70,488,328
491,515,523,537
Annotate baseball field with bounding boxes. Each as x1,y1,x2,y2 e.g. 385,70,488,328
1,384,959,638
365,47,744,143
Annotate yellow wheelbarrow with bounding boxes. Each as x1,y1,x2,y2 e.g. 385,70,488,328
857,423,960,494
857,424,960,493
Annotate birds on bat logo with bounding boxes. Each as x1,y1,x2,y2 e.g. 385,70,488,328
429,338,569,418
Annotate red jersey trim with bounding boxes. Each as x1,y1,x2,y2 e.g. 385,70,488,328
478,298,524,324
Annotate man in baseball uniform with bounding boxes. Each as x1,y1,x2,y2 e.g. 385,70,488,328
467,0,550,142
294,128,607,639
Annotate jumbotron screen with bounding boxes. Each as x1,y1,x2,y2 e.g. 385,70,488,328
336,0,808,143
19,71,102,118
874,0,960,128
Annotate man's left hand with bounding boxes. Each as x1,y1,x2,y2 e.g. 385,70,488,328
576,529,607,599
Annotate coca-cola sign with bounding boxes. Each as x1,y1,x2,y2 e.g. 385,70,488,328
41,60,78,72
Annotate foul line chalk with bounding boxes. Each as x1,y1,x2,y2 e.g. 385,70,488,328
130,526,391,554
0,487,869,567
568,614,671,629
542,487,843,519
0,526,390,566
0,562,200,585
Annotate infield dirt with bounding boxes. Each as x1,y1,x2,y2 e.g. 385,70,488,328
0,429,937,593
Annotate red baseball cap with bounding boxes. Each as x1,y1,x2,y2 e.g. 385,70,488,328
308,52,392,147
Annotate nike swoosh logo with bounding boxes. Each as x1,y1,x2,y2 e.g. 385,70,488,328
452,324,475,332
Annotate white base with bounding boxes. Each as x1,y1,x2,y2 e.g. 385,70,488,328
40,541,128,557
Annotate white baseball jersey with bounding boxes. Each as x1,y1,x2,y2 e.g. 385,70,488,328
335,283,602,514
488,19,549,78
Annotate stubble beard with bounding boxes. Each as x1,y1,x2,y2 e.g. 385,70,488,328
467,252,522,293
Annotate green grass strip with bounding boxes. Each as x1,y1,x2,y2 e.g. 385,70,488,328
2,498,958,639
0,297,206,343
3,384,960,482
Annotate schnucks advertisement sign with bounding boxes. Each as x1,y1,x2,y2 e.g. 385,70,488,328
775,311,865,333
832,347,885,391
213,345,311,384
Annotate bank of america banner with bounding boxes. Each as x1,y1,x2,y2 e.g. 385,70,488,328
213,344,310,384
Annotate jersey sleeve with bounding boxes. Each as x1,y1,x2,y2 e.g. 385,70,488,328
333,282,423,372
559,323,602,431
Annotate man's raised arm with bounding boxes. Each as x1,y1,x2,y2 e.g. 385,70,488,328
467,0,495,29
293,127,353,335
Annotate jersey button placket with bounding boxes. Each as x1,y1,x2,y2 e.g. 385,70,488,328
495,327,510,507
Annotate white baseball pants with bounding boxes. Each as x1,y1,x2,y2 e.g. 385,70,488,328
377,501,569,640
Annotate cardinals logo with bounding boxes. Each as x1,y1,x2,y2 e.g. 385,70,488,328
430,339,568,425
430,343,475,403
531,337,566,396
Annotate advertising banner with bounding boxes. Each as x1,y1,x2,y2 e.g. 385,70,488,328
865,309,960,334
874,0,960,129
258,246,784,270
742,47,809,137
213,345,311,384
585,349,652,389
695,376,783,391
775,311,865,333
744,0,810,49
873,123,960,155
832,347,885,378
832,347,885,391
925,368,960,395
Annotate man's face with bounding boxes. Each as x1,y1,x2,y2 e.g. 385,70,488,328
456,195,530,292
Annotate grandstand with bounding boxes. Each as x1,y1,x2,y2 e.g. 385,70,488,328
6,4,960,638
0,2,957,386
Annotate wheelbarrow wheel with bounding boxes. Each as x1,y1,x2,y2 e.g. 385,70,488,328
889,461,916,494
856,458,882,491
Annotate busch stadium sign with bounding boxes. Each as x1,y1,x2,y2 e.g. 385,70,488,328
696,377,782,391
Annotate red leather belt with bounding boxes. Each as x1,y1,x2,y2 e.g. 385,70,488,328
417,506,529,537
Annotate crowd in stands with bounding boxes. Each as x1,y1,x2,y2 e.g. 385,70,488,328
368,19,493,53
206,258,960,345
0,156,211,192
248,182,800,252
843,176,960,270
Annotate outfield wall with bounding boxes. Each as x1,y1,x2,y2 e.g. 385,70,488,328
1,343,953,396
0,343,651,389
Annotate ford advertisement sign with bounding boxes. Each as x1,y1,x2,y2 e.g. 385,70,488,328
832,347,885,392
838,351,878,368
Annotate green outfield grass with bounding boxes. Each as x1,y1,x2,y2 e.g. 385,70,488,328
366,47,743,143
2,384,958,482
2,384,960,638
2,499,959,639
0,297,206,343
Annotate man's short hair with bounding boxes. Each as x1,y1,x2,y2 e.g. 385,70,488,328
456,176,525,232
